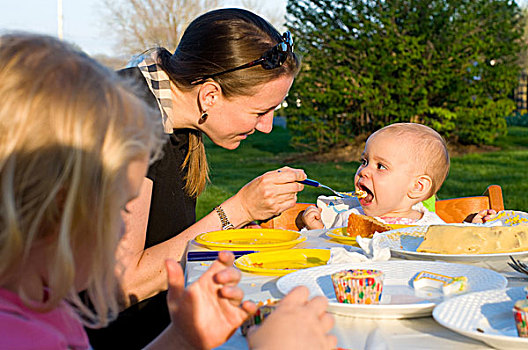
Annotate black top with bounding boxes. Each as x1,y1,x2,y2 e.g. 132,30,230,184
86,67,197,349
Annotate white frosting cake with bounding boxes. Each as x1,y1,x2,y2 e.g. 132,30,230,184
417,224,528,254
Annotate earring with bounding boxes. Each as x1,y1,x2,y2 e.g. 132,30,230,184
199,111,208,124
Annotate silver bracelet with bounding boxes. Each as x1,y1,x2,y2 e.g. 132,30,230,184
214,206,234,230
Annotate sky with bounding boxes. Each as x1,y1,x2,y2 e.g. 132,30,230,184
0,0,526,58
0,0,288,57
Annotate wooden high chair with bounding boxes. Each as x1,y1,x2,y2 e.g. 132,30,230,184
260,203,312,231
258,185,505,230
435,184,504,223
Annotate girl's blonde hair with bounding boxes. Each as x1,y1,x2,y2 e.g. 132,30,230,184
0,33,165,327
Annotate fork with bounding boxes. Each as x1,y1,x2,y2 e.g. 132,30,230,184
298,178,364,198
508,256,528,275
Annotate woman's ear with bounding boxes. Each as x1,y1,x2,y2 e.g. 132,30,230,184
408,174,433,200
197,81,221,111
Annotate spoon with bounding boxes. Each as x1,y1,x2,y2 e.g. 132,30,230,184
298,178,367,199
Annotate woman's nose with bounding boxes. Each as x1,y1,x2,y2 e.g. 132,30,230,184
255,112,274,134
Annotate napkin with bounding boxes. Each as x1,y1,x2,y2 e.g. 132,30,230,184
328,232,391,264
317,195,360,228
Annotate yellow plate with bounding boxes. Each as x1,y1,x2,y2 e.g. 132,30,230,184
326,227,358,246
326,224,415,245
194,228,306,251
386,224,417,230
234,249,330,276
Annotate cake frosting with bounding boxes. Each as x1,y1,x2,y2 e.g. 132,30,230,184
417,225,528,254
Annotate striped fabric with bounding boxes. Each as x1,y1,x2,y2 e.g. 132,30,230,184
137,51,174,132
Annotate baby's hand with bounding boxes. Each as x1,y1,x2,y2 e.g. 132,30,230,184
302,205,324,230
470,209,497,224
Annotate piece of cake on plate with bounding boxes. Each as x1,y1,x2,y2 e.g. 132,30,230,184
346,212,392,238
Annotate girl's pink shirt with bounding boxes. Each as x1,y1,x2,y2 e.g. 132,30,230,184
0,288,90,350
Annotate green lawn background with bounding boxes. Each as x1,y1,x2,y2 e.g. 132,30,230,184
196,126,528,219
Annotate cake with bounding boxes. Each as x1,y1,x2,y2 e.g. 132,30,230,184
331,269,384,304
416,225,528,254
513,299,528,338
346,212,392,238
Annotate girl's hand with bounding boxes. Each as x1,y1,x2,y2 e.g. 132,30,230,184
163,252,256,349
247,286,337,350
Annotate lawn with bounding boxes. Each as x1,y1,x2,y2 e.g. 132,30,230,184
196,125,528,219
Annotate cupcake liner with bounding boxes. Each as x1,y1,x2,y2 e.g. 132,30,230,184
240,299,279,336
513,299,528,338
331,269,383,304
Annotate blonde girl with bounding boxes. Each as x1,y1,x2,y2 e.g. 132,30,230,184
0,32,165,346
0,33,252,350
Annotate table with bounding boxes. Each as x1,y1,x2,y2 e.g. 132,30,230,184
184,229,528,349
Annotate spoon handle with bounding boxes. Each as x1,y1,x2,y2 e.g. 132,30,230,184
298,178,320,187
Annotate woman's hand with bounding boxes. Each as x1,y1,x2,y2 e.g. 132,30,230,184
154,252,256,350
247,286,337,350
229,166,307,225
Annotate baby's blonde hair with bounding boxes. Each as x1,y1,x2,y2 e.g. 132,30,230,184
0,33,164,327
371,123,450,197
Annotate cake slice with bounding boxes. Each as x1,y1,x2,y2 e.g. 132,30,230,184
417,224,528,254
346,212,392,238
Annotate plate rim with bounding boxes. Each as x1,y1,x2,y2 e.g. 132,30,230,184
234,248,331,275
433,287,528,348
276,260,507,319
326,226,356,242
194,228,306,249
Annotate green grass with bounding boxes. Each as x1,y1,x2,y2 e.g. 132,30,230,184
197,126,528,218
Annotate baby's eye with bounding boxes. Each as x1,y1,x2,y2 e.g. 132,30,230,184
377,163,387,170
360,158,368,166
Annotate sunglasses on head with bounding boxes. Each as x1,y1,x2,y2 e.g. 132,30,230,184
191,31,294,85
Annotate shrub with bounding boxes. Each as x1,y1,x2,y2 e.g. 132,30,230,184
285,0,524,152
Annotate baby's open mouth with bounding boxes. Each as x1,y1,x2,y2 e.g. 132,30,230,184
357,184,374,203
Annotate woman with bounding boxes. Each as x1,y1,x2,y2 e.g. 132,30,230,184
87,8,308,349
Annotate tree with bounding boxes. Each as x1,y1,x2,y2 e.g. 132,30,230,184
101,0,220,56
239,0,287,32
285,0,525,151
101,0,287,57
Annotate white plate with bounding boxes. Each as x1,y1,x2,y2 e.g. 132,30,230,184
377,226,528,272
433,287,528,349
276,260,506,319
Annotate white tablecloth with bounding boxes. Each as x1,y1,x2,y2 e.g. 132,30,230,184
184,229,528,350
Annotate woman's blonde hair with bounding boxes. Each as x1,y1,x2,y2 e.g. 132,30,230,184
158,8,301,197
0,33,165,327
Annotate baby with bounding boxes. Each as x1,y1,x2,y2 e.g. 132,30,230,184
303,123,450,229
